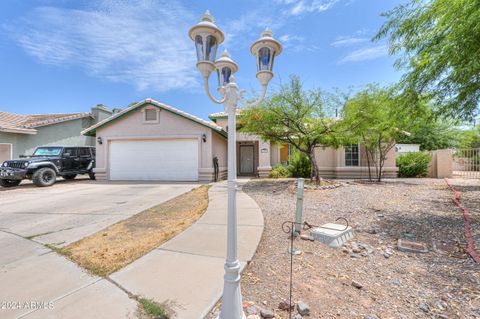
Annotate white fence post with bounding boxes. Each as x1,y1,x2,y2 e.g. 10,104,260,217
294,178,305,234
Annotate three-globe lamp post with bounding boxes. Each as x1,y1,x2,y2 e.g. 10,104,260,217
189,11,282,319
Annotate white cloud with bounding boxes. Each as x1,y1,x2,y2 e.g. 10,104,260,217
276,0,339,16
331,36,369,47
338,45,388,63
279,34,319,52
4,0,198,92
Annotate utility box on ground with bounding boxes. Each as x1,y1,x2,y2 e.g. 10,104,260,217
310,223,354,248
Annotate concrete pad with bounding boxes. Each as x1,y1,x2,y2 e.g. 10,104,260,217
0,182,196,246
310,223,354,248
112,249,245,319
197,206,263,227
21,279,137,319
111,180,263,319
0,231,49,266
0,251,96,319
160,223,262,262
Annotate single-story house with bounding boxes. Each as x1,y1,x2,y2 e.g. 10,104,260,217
81,98,397,182
0,105,112,163
209,112,398,179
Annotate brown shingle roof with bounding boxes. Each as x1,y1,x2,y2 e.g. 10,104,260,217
0,112,92,134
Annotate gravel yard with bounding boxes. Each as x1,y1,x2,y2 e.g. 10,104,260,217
237,178,480,319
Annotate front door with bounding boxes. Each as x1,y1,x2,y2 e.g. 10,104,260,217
240,145,254,175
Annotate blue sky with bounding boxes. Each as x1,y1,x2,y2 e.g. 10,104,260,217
0,0,406,120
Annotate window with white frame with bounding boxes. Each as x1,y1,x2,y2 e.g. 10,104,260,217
143,107,159,123
345,144,359,166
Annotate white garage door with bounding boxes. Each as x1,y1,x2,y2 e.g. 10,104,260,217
109,139,199,181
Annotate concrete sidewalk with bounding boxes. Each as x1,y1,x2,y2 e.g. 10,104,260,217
111,180,264,319
0,231,137,319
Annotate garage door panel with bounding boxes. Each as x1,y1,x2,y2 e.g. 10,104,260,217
109,139,198,181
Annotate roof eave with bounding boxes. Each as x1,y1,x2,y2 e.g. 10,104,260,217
82,99,228,139
0,128,38,135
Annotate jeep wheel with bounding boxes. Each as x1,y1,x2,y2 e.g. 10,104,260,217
63,174,77,180
88,171,96,180
0,179,21,187
33,168,57,187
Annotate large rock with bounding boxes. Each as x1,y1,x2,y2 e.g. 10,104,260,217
297,302,310,316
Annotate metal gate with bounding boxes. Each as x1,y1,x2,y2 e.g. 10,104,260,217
453,148,480,179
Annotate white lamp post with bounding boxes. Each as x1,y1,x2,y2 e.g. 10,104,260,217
189,11,282,319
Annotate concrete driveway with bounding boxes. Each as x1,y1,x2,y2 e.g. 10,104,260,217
0,178,197,247
0,179,197,319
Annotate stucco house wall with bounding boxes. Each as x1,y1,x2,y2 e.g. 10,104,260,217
315,145,398,179
0,105,111,160
0,118,95,159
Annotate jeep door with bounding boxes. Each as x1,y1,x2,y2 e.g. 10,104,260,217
62,147,78,171
77,147,92,170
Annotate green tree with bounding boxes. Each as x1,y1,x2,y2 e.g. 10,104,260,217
395,103,461,150
241,76,338,184
375,0,480,120
341,85,411,181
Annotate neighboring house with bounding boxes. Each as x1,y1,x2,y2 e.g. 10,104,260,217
81,99,397,182
0,105,112,163
395,143,421,155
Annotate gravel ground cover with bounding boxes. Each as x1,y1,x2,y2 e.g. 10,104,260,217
228,178,480,319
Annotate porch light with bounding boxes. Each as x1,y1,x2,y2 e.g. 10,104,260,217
215,50,238,87
250,28,282,85
188,10,225,77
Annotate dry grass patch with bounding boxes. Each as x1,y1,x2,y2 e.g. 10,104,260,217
59,185,210,277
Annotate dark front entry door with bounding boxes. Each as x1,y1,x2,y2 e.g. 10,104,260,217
240,145,254,175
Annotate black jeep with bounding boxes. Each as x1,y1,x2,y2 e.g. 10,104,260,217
0,146,96,187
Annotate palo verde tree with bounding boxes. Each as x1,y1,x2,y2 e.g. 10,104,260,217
341,85,412,182
241,76,339,185
375,0,480,120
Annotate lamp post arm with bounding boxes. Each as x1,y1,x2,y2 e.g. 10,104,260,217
204,76,226,105
239,84,268,108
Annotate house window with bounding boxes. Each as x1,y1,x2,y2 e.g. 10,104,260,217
345,144,359,166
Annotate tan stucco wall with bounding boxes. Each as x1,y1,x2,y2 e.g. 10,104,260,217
212,131,228,179
314,144,398,179
270,143,281,167
94,104,226,181
428,149,453,178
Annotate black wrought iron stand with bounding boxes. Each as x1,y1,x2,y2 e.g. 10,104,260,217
281,218,349,319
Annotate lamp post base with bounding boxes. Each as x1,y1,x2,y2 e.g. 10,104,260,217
217,260,246,319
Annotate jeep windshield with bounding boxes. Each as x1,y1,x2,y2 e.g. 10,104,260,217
32,147,63,157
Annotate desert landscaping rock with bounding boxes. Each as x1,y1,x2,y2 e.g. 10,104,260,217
364,315,379,319
278,299,295,311
237,179,480,318
351,280,363,289
296,302,310,316
397,238,429,253
419,302,430,313
246,305,258,315
260,308,275,318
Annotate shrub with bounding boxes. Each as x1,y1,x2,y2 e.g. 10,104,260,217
269,164,291,178
396,152,432,177
288,151,311,178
